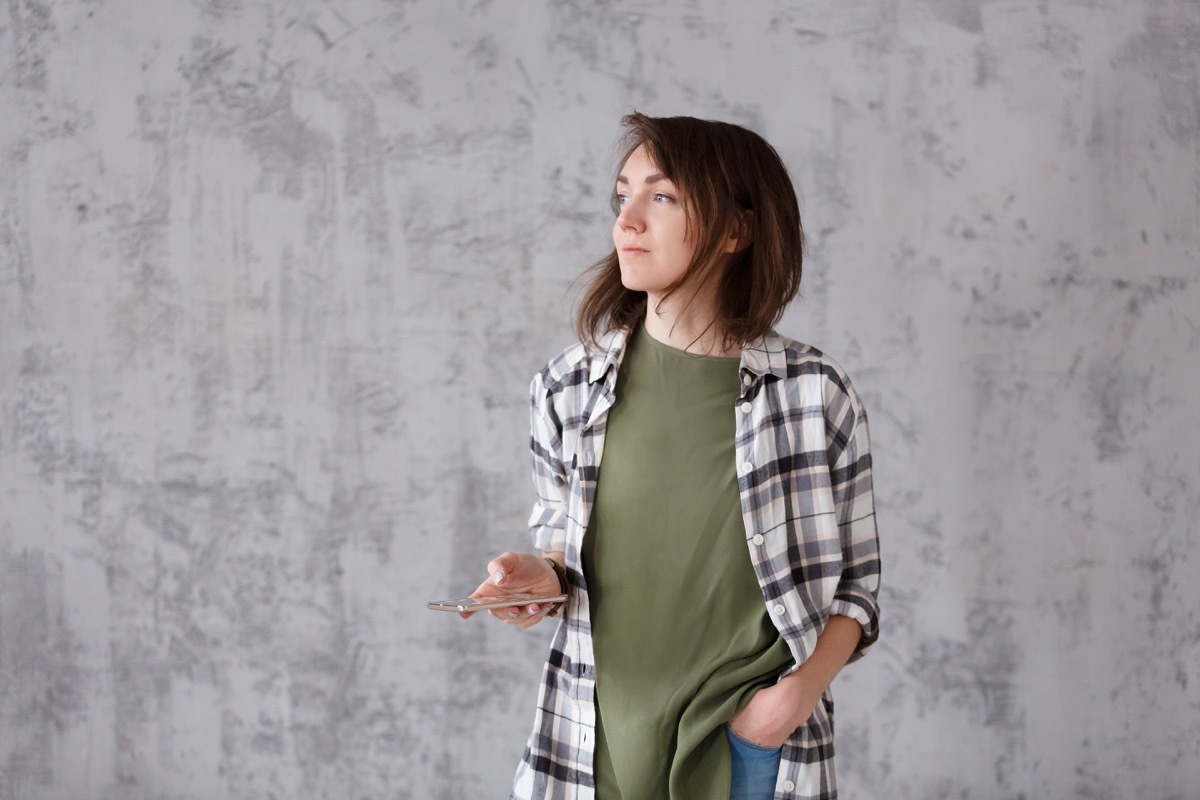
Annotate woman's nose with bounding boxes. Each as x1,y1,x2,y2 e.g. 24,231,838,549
616,202,644,231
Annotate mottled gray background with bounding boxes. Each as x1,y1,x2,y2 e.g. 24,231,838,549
1,0,1197,798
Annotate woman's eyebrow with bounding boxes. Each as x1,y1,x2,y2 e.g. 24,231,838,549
616,172,668,185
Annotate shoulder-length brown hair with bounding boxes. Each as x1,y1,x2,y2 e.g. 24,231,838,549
575,112,805,350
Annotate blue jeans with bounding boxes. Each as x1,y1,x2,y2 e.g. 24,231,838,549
726,726,781,800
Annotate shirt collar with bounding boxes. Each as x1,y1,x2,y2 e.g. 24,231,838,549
586,326,789,385
739,330,790,382
587,328,629,385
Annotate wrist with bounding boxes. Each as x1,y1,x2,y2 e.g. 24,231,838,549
543,556,569,616
777,670,822,726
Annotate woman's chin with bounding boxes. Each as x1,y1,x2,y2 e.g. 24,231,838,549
617,271,655,293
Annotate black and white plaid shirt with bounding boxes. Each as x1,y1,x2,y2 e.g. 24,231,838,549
511,328,881,800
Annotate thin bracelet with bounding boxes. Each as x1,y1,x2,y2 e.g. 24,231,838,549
543,557,569,617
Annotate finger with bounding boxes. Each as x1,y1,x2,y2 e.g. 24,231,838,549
496,607,523,622
512,608,539,627
485,552,521,586
508,605,542,627
515,610,546,629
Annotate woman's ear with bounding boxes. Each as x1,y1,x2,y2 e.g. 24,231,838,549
723,211,754,254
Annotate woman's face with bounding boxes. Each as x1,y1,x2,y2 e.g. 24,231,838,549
612,145,695,297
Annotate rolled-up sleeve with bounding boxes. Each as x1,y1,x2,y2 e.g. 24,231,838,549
825,378,881,662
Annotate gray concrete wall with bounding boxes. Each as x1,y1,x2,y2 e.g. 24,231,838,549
1,1,1197,797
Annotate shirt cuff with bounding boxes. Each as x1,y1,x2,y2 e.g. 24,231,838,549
530,524,568,555
829,597,879,662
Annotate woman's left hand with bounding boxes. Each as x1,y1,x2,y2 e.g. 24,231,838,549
727,672,820,749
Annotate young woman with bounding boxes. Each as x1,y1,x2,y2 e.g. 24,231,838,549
464,113,881,800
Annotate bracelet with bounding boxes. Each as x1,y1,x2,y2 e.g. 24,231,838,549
543,557,569,617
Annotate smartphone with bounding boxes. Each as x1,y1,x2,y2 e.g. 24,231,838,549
426,593,567,613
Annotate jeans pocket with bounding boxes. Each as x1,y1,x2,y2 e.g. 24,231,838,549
726,725,782,800
725,725,783,756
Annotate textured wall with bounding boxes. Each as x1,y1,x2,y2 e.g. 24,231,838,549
1,1,1198,798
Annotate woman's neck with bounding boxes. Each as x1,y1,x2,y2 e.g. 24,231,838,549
641,289,741,358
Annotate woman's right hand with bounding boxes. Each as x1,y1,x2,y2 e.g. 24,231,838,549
460,551,564,629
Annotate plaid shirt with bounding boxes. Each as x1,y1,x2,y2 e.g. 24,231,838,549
511,328,880,800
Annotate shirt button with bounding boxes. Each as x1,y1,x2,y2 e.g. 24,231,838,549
751,534,764,546
585,452,594,465
783,780,796,791
740,461,753,475
740,401,752,414
742,374,752,386
773,604,786,616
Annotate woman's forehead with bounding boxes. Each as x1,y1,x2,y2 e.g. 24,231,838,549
617,144,675,183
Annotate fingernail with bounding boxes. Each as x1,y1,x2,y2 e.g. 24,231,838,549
527,606,538,615
507,609,518,617
492,570,505,585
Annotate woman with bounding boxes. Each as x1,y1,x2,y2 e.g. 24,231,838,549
465,113,881,800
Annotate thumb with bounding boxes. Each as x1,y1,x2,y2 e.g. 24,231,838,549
486,551,521,586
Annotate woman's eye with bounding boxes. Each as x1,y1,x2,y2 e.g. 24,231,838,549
615,193,628,205
653,193,674,203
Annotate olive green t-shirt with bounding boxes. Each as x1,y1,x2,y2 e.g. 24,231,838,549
582,327,794,799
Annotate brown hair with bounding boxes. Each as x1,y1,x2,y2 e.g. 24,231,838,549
575,112,805,350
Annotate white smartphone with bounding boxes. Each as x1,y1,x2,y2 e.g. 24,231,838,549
426,593,567,613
